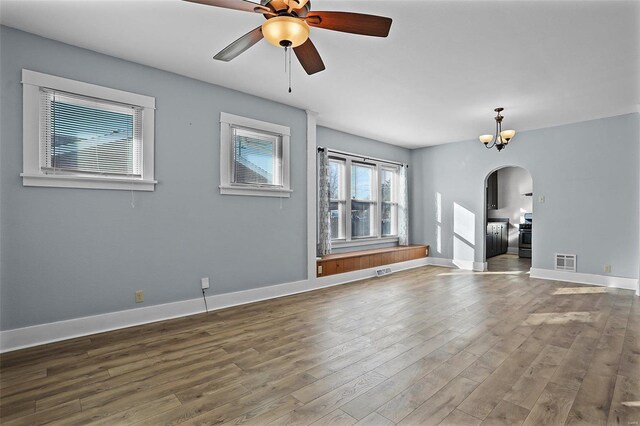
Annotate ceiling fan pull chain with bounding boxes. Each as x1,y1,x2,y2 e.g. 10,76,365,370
288,46,292,93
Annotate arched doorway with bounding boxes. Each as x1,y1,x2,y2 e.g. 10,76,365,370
484,166,533,272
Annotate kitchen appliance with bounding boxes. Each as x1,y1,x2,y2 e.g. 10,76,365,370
518,213,532,258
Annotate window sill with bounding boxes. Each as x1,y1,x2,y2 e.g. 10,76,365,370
219,185,292,198
21,173,157,191
332,237,399,249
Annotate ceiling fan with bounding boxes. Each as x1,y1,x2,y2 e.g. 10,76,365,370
183,0,392,75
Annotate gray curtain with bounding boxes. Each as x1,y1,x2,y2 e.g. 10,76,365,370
317,150,332,256
398,164,409,246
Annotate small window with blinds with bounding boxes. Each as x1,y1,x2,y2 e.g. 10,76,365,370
231,127,283,187
219,112,291,197
40,90,143,178
21,69,156,191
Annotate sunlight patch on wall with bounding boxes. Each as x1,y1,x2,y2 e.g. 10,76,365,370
453,202,475,269
453,236,475,269
453,202,475,245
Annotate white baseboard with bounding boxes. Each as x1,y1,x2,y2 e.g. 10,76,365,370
530,268,639,295
424,257,456,268
474,262,488,272
422,257,485,272
0,257,430,353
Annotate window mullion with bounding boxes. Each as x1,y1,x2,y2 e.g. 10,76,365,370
376,163,381,238
345,158,352,242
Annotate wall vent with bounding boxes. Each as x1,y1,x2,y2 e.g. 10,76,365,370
555,254,577,272
376,267,393,277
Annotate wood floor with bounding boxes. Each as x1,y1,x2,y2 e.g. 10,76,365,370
487,253,531,272
1,266,638,425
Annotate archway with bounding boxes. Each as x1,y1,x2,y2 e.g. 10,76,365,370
483,166,533,272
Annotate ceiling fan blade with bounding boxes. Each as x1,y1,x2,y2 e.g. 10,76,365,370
214,26,264,61
306,12,392,37
293,38,325,75
183,0,272,15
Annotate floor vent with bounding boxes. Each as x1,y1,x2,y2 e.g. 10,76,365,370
376,267,393,277
555,254,577,272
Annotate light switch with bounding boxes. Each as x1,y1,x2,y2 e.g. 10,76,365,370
538,195,545,203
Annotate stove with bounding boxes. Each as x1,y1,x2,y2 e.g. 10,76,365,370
519,213,532,258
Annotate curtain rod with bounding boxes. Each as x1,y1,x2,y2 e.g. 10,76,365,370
317,146,408,168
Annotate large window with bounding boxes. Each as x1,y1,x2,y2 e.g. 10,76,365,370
220,112,291,197
327,152,400,245
21,69,156,191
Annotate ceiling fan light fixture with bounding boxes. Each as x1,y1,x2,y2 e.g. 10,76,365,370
262,16,310,48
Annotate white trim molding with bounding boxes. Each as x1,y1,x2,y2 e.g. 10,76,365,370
219,112,291,198
530,268,639,294
0,257,429,353
306,110,318,284
21,69,156,191
425,257,457,268
451,258,487,272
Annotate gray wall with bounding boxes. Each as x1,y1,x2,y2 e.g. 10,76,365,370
410,113,640,278
0,27,308,330
316,126,411,253
487,167,533,250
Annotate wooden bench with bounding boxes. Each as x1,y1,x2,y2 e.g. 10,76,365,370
317,244,429,277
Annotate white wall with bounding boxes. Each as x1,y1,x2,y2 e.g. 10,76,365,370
488,167,533,251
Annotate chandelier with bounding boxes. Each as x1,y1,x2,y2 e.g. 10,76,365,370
479,107,516,152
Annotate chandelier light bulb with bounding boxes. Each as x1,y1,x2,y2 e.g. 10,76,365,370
500,129,516,142
479,134,494,144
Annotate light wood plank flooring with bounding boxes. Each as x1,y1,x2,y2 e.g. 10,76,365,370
1,266,638,425
487,253,531,272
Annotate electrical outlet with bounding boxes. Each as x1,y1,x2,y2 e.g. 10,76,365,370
604,265,611,273
318,265,323,275
201,277,210,290
135,290,144,303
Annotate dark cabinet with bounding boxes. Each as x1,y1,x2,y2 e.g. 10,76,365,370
486,219,509,258
487,171,498,210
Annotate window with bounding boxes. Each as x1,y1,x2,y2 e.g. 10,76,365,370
351,163,375,238
21,69,156,191
326,151,400,246
381,167,398,236
329,159,346,239
220,112,291,197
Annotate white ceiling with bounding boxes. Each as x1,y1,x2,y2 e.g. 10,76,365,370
1,0,639,148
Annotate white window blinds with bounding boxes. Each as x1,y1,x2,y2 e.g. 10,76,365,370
40,89,143,177
231,126,282,186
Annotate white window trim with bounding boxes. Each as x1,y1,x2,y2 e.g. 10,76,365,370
332,236,400,249
380,165,399,237
219,112,292,198
21,69,157,191
327,150,401,245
